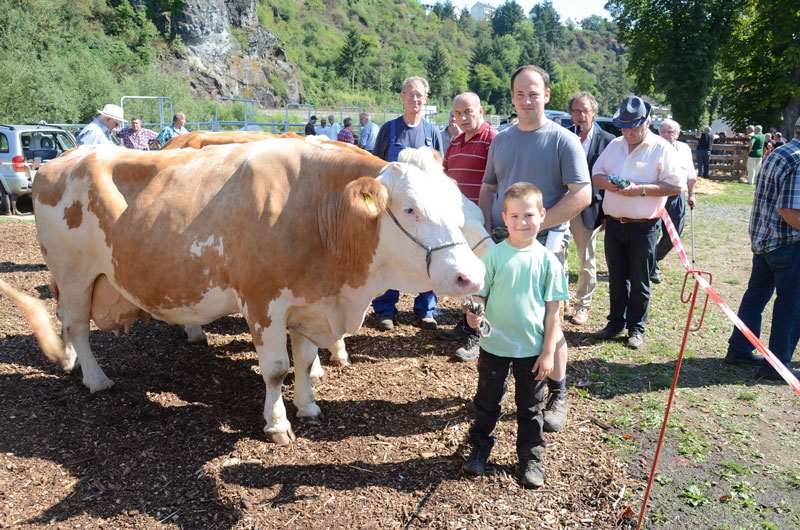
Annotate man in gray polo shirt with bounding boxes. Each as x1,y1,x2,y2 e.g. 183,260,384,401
476,64,591,433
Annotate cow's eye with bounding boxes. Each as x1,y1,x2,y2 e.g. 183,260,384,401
403,207,415,215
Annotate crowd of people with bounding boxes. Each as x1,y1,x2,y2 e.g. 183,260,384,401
76,104,189,150
77,69,799,490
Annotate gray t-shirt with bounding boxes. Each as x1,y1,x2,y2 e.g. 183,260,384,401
482,120,590,233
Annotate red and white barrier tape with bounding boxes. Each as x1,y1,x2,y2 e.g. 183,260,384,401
660,209,800,396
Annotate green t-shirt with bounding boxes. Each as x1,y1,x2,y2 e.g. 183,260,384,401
475,240,569,358
749,133,765,158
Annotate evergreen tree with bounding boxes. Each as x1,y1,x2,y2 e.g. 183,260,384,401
492,1,525,38
424,42,450,99
334,29,372,90
530,0,565,47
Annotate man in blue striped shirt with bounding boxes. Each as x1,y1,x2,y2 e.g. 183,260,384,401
725,116,800,380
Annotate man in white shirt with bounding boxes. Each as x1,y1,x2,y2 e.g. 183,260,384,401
315,117,328,136
358,112,379,151
591,96,684,349
327,114,342,140
651,119,698,283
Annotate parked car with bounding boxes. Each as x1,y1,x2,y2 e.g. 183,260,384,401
594,117,622,137
0,123,77,215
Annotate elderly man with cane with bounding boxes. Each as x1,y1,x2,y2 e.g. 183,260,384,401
651,119,698,283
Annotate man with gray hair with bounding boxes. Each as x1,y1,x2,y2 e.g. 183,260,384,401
358,112,379,151
566,90,616,326
371,76,445,331
327,114,342,141
747,125,766,184
651,118,698,283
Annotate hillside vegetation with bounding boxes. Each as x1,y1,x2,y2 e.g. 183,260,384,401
0,0,635,124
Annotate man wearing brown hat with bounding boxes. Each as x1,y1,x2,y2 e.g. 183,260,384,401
725,115,800,380
77,104,124,146
590,96,684,349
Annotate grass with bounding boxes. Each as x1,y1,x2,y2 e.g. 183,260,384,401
567,180,800,528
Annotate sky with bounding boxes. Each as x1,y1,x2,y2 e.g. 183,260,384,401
464,0,612,22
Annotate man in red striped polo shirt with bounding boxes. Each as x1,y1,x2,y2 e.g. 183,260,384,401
439,92,498,359
444,92,498,205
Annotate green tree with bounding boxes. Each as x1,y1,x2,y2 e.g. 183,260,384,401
334,29,374,90
530,0,565,47
432,0,457,21
547,77,579,111
607,0,767,129
719,1,800,133
424,41,450,99
492,1,524,38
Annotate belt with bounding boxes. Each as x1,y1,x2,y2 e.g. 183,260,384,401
608,215,657,224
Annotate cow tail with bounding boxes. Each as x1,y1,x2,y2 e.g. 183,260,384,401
0,279,66,366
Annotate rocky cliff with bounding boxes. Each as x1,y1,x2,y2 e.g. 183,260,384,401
136,0,304,107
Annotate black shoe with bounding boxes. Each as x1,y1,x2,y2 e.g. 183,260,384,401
724,351,762,367
462,443,493,475
519,459,544,488
452,334,480,362
594,324,626,340
756,366,800,381
650,271,662,284
542,390,568,432
437,324,473,341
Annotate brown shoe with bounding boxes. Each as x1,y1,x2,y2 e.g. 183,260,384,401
570,308,589,326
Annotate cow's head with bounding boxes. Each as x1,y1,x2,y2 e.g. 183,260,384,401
374,148,484,297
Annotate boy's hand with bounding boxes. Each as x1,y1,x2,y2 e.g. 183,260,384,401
466,310,483,330
532,352,554,381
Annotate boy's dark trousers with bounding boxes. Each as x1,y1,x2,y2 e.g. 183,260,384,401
469,348,546,463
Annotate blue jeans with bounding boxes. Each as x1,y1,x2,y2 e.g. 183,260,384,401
604,217,660,335
655,193,686,265
372,290,437,319
470,348,546,462
696,149,711,179
727,241,800,372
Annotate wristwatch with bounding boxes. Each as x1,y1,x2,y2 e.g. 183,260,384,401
640,184,646,197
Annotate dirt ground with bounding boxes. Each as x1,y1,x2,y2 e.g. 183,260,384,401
0,220,637,529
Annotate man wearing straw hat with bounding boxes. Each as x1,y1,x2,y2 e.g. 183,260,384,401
77,104,124,146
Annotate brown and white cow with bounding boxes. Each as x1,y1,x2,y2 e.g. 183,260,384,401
158,131,494,372
19,138,483,444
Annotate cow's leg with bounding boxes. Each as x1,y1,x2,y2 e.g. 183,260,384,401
182,324,208,344
309,354,325,386
56,283,113,392
327,338,350,367
288,330,323,425
253,323,295,445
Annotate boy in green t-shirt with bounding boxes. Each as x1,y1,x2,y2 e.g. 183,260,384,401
462,182,569,488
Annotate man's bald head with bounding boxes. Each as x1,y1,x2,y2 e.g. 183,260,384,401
453,92,484,138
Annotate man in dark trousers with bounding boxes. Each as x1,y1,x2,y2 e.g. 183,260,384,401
566,91,616,326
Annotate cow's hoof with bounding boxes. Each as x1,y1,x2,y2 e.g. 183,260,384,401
329,357,350,367
298,412,325,425
87,378,115,394
266,429,296,445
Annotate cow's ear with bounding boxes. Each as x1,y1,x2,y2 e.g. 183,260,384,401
347,176,387,219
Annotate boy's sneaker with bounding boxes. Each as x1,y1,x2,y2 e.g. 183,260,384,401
418,317,438,330
542,389,568,432
462,443,493,476
519,459,544,488
451,334,480,362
